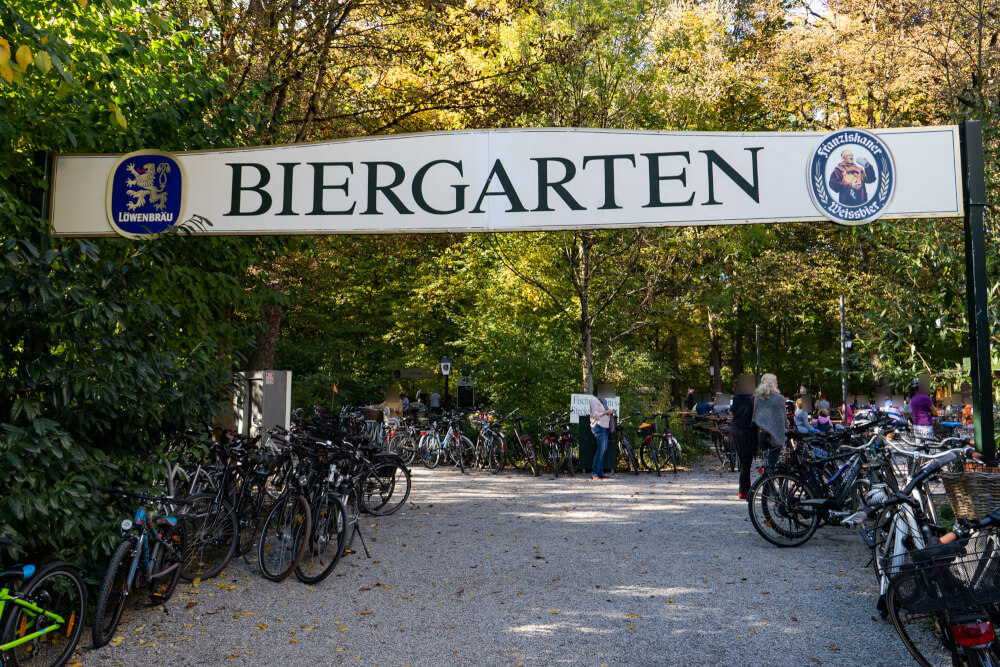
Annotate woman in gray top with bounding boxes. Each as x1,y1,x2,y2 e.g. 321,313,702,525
752,373,787,470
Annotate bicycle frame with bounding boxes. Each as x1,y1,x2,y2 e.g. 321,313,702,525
0,591,68,652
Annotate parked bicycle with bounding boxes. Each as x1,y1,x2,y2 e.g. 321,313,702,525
0,538,86,667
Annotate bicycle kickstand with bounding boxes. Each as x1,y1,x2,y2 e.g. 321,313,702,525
353,523,371,559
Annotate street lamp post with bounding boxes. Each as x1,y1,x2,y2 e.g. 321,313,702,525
440,356,452,409
755,323,761,384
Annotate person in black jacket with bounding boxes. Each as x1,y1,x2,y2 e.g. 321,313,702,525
684,387,696,410
730,375,759,498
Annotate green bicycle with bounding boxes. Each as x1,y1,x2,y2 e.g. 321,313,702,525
0,537,87,667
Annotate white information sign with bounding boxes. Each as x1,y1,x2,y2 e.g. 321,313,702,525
570,394,621,424
49,126,964,238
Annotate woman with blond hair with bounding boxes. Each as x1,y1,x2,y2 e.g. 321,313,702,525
752,373,787,471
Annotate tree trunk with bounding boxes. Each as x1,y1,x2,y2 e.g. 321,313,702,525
707,308,723,394
249,303,282,371
730,303,745,380
667,333,681,406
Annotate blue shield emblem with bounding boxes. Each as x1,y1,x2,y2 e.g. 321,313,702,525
106,150,185,238
808,129,895,225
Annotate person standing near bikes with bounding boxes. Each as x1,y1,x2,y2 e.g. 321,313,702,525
910,374,938,444
730,375,758,499
752,373,786,471
589,383,617,480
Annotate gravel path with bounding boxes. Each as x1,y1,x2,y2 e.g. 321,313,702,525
78,460,913,666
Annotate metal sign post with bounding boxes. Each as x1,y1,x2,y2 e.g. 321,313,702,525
840,295,848,416
960,120,996,464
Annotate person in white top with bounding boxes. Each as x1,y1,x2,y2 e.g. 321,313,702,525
588,386,616,480
429,392,441,414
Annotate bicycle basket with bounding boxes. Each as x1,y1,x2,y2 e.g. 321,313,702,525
941,470,1000,520
891,534,1000,615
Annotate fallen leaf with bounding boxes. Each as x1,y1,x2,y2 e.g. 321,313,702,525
337,624,348,631
257,623,267,630
192,578,201,586
825,643,840,651
626,624,636,630
549,610,559,615
109,636,125,647
627,613,642,618
186,601,197,609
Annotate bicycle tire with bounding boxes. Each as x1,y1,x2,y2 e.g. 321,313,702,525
258,493,311,582
361,462,411,516
747,472,820,547
179,493,238,581
885,574,956,667
714,432,726,465
149,519,185,604
92,537,137,648
668,441,680,474
237,478,267,571
565,438,578,476
2,562,86,666
295,494,349,585
522,438,540,476
488,435,506,474
548,442,561,477
622,438,639,475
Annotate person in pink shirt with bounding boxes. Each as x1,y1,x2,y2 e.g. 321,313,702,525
588,384,617,480
909,375,939,444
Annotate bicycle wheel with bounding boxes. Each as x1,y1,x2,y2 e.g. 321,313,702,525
622,439,639,475
667,439,681,474
487,435,506,474
637,439,656,472
747,472,820,547
714,432,726,465
523,438,540,476
2,563,86,666
149,519,186,604
236,477,267,570
361,462,411,516
885,574,956,667
92,537,137,648
258,493,311,582
295,494,348,585
565,438,578,476
179,493,238,581
548,442,561,478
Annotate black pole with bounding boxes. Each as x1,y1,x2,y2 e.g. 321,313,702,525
959,120,996,464
755,324,761,384
840,295,848,416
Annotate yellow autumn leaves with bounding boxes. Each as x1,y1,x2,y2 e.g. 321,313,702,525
0,38,52,85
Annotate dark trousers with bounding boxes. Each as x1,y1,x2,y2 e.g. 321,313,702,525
730,425,758,496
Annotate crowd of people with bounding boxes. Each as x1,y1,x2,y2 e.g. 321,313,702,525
699,373,971,500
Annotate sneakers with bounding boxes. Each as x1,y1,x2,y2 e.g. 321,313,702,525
737,492,748,499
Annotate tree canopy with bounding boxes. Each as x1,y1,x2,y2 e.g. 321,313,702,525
1,0,998,565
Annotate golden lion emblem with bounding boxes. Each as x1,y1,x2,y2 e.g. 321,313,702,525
125,162,171,211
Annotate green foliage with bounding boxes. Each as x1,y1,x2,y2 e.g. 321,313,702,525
0,1,273,575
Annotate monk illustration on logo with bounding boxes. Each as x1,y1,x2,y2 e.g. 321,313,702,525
828,149,877,206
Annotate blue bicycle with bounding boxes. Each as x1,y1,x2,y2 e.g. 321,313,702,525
92,488,188,648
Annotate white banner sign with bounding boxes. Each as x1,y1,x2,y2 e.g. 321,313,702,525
49,126,964,238
570,394,621,424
